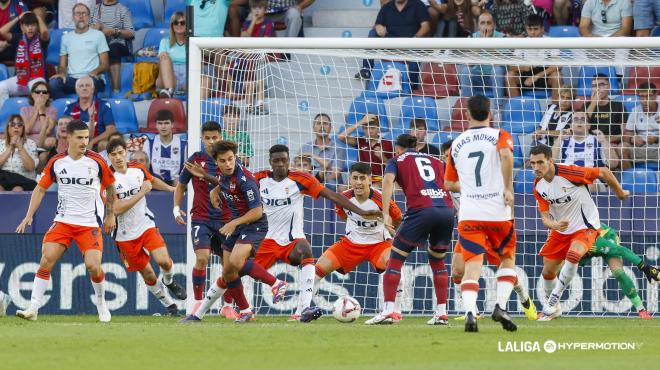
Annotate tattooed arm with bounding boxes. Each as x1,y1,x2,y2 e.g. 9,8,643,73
103,184,117,234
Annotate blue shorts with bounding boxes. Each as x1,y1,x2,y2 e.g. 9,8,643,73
191,220,222,254
633,0,660,30
393,207,455,254
220,221,268,252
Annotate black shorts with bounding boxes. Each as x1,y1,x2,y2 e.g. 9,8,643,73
220,221,268,252
393,207,455,254
519,67,549,90
108,42,131,63
191,220,222,253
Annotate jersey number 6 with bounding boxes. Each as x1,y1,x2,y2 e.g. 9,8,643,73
414,157,436,181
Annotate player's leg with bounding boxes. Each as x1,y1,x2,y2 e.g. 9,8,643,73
224,243,257,322
369,243,405,321
491,255,518,331
425,210,453,325
0,289,11,316
192,248,211,310
287,239,321,322
150,246,186,300
364,246,408,325
594,236,660,283
461,252,484,332
314,248,342,296
137,263,179,316
16,242,66,320
607,257,651,319
83,248,111,322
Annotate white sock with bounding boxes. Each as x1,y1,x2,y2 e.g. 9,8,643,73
394,278,404,313
495,268,516,308
91,279,106,305
461,280,479,316
382,301,395,315
296,264,315,313
161,264,174,285
29,277,49,312
435,303,447,316
513,280,529,303
548,261,578,308
147,280,174,307
196,281,226,319
543,277,557,299
312,276,321,296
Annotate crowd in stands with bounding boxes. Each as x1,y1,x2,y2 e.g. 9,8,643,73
0,0,658,193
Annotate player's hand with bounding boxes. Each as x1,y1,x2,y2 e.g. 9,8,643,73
141,180,153,194
523,76,535,87
184,161,207,179
503,189,514,207
616,189,630,201
210,187,221,209
361,210,382,220
382,213,396,235
219,220,237,237
555,220,569,232
173,206,186,225
103,214,116,234
16,216,33,233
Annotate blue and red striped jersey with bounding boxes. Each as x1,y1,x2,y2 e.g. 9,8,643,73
218,163,265,224
384,149,453,211
179,151,221,221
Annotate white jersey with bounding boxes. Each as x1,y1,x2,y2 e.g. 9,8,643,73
337,189,402,245
445,127,514,222
533,164,602,235
112,162,156,242
256,170,325,246
38,151,115,227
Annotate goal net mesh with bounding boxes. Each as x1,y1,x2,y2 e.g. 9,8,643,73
191,41,660,317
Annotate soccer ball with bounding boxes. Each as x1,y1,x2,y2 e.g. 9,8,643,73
332,296,361,323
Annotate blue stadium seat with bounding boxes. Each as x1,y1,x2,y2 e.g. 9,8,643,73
398,96,440,132
124,0,155,29
652,26,660,37
0,64,8,81
137,28,168,62
345,92,390,129
200,98,234,126
512,134,524,168
612,95,640,113
108,99,139,134
46,29,73,66
0,97,30,132
621,169,658,193
366,60,411,99
158,0,185,27
633,162,660,171
430,131,461,147
52,97,77,117
501,97,543,134
576,66,621,97
548,26,580,38
514,168,536,193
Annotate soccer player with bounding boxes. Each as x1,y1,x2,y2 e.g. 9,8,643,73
0,290,10,316
173,121,235,318
254,146,381,322
181,141,287,323
444,95,518,332
315,162,406,321
528,144,630,321
15,119,116,322
365,133,454,326
107,138,186,316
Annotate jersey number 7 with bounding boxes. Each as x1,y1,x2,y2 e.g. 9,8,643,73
468,151,484,187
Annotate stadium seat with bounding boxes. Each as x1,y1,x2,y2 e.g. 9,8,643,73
652,26,660,37
158,0,185,27
621,169,658,193
633,162,660,171
512,134,524,168
0,64,8,81
0,97,30,131
124,0,155,29
447,97,470,132
430,131,461,147
576,66,621,97
623,66,660,95
52,97,77,117
200,97,234,126
137,28,167,62
548,26,580,38
501,97,543,134
514,169,536,193
345,92,390,129
366,60,411,99
612,95,641,113
413,63,460,98
143,98,187,133
108,99,139,134
46,29,73,66
398,96,440,132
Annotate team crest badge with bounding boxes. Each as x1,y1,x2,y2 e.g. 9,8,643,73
173,147,179,155
200,161,205,168
230,182,236,191
285,187,289,195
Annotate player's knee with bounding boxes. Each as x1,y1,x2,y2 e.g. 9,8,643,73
140,268,157,284
296,243,313,260
195,255,209,269
85,262,102,277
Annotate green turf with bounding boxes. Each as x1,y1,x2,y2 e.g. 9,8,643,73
1,315,658,370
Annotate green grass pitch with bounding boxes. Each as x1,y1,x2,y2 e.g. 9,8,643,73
1,315,659,370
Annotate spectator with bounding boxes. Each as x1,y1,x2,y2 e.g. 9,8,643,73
586,73,627,145
492,0,529,36
0,0,27,63
298,113,345,183
456,11,506,109
20,81,56,149
52,115,72,156
410,118,440,155
142,109,187,185
90,0,135,95
633,0,660,37
157,11,187,98
579,0,632,38
192,0,229,37
49,3,109,99
62,75,116,150
438,0,480,37
338,113,394,180
534,86,574,146
506,14,561,101
623,82,660,167
0,11,49,107
292,153,314,174
58,0,96,29
0,114,38,191
228,0,315,38
220,104,253,166
130,149,176,191
553,0,572,25
552,109,619,169
383,0,445,37
98,131,123,163
354,0,430,80
25,1,52,24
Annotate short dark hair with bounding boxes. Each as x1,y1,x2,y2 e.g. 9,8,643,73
66,119,89,134
530,144,553,159
349,162,372,176
395,133,417,149
202,121,221,133
638,82,657,92
108,132,124,141
525,14,544,28
467,95,491,121
593,73,609,81
440,139,453,154
155,109,174,122
313,113,331,122
249,0,268,8
223,104,240,117
269,144,289,157
106,138,127,154
20,12,39,26
411,118,427,129
211,140,238,157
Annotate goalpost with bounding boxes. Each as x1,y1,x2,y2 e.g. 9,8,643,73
186,37,660,317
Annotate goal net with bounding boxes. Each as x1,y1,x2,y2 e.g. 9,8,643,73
187,37,660,317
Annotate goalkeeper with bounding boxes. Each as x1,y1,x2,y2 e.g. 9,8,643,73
580,223,660,319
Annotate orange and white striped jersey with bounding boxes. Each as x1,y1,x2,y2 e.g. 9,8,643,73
336,188,403,245
533,164,601,235
255,170,325,246
112,162,155,242
38,151,115,227
445,126,514,222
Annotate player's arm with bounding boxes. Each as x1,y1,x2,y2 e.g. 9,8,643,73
381,172,396,228
16,184,47,233
499,146,514,207
114,180,152,215
173,182,187,224
443,152,460,192
152,176,175,192
598,167,629,200
540,210,568,232
183,161,219,186
320,188,379,219
219,180,263,236
103,184,117,233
